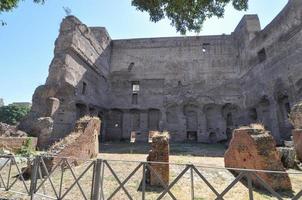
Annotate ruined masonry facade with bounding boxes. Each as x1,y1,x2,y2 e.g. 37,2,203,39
20,0,302,145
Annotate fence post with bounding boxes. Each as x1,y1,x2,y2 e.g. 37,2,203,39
190,165,194,200
30,155,39,200
246,172,254,200
91,159,102,200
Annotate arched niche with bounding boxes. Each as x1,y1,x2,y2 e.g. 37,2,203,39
166,105,178,124
184,104,199,141
222,103,239,141
107,109,123,140
130,109,140,131
148,109,161,131
257,96,271,131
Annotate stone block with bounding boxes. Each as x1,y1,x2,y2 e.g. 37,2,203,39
224,124,292,191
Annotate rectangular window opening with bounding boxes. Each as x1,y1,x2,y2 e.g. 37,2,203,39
202,43,210,53
132,81,140,93
132,93,138,104
82,82,87,95
258,48,267,63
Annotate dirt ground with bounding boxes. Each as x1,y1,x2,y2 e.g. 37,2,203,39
0,142,302,200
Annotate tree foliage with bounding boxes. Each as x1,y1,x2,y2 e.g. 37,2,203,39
0,0,44,12
1,0,249,34
0,105,30,125
132,0,249,34
0,0,44,25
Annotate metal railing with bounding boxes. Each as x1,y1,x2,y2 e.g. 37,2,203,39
0,154,301,200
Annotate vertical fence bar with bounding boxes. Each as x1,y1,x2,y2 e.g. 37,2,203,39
92,159,102,200
142,162,146,200
6,157,12,190
100,160,105,200
190,166,194,200
30,156,39,200
59,161,65,199
246,172,254,200
91,160,97,200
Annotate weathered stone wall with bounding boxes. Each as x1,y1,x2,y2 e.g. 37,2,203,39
20,16,110,146
105,0,302,143
108,35,243,142
22,0,302,145
0,137,37,153
237,0,302,143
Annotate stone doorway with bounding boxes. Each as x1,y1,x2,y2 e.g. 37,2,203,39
187,131,198,141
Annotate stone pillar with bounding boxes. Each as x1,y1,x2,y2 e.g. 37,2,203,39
146,133,169,187
224,124,292,191
270,100,281,143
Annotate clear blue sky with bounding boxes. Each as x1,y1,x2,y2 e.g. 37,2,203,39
0,0,288,105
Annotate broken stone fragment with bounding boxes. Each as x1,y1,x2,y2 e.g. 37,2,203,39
224,124,292,191
277,147,296,169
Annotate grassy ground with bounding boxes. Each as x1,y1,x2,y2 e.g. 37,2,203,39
0,142,301,200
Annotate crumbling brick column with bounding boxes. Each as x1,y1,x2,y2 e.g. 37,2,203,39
146,133,169,187
224,124,292,191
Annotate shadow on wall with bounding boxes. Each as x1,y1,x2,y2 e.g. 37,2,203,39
100,142,226,157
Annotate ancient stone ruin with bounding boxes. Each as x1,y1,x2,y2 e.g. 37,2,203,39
289,101,302,162
224,124,292,191
146,132,169,187
17,0,302,147
0,122,37,153
44,116,100,169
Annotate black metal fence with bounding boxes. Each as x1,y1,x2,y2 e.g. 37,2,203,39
0,154,301,200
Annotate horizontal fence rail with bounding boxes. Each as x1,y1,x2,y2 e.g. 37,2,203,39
0,154,301,200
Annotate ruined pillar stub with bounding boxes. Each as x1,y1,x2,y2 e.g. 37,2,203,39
292,129,302,161
146,132,169,187
224,124,292,191
289,101,302,161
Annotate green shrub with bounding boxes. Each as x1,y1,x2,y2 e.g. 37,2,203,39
0,104,30,125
